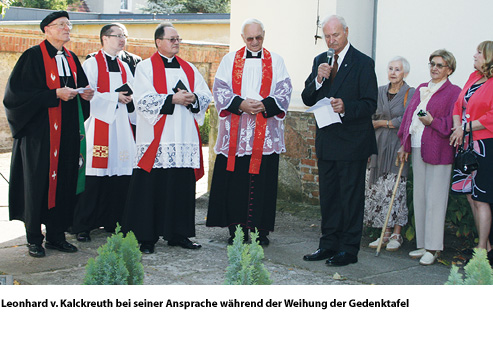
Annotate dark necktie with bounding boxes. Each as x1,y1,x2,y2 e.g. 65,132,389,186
331,54,339,83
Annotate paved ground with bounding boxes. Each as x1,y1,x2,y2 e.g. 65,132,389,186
0,151,457,285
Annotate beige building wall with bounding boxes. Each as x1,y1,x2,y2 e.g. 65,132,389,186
0,21,230,45
230,0,375,109
375,0,492,90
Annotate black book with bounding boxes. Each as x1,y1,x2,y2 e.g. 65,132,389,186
115,83,134,113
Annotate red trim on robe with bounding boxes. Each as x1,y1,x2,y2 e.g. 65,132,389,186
225,47,273,174
40,40,78,209
92,50,128,168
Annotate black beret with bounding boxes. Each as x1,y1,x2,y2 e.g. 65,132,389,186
40,11,69,33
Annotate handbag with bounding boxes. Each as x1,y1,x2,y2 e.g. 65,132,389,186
454,122,478,174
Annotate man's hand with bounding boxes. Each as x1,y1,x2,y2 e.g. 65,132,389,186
56,87,78,102
118,91,133,104
330,97,345,114
80,85,95,101
172,89,196,107
239,98,264,115
316,63,332,84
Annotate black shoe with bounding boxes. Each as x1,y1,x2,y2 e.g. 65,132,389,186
168,238,202,249
258,235,270,246
28,244,45,258
303,248,337,261
76,231,91,242
45,240,78,253
140,243,155,254
325,252,358,266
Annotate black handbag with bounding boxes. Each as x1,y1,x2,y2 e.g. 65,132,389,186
454,122,478,174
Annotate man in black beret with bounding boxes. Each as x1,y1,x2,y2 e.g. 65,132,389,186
3,11,95,258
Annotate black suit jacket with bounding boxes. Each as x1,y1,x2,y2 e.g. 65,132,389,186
301,45,378,161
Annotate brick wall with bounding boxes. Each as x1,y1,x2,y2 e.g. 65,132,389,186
281,109,319,205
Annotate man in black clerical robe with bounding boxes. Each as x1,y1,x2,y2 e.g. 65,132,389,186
3,11,94,258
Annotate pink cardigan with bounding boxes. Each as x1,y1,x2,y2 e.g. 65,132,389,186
452,71,493,141
398,79,461,165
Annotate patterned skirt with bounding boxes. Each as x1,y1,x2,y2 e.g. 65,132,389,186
363,170,408,229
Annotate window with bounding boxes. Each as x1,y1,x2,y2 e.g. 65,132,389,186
121,0,129,11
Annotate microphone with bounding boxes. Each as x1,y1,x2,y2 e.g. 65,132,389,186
327,48,335,66
322,48,335,82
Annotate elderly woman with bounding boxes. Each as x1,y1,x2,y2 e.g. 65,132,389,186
450,41,493,264
397,49,461,265
366,56,415,251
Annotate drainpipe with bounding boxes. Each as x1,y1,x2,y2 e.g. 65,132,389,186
372,0,378,60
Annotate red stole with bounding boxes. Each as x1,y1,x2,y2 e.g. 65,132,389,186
226,46,273,174
40,40,79,209
137,52,204,181
92,50,128,168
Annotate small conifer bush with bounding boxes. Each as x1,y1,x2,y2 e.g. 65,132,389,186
224,226,272,285
84,224,144,285
446,248,493,285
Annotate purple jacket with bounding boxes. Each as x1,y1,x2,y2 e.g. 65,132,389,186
398,79,461,165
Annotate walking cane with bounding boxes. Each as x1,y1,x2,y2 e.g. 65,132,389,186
375,158,405,257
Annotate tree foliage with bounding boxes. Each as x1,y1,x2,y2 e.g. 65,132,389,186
224,226,272,285
143,0,230,14
446,248,493,285
84,225,144,285
11,0,79,10
1,0,12,18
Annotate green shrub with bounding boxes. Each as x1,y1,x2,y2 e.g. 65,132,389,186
224,226,272,285
84,224,144,285
446,248,493,285
199,108,210,145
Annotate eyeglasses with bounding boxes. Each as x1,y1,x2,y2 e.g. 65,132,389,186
245,35,264,42
47,21,72,29
429,61,448,69
160,37,182,43
106,34,128,39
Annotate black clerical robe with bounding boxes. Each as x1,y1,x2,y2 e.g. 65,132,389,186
4,40,90,244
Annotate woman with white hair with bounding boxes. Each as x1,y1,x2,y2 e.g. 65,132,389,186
365,56,415,251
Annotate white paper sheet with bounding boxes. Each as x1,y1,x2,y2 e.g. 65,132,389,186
305,97,341,128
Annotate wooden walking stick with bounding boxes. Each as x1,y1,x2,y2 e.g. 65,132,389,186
375,158,405,257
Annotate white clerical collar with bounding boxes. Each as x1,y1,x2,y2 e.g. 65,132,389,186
245,48,262,58
102,49,118,60
158,51,175,62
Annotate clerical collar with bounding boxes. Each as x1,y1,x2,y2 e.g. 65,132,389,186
158,52,180,68
102,50,118,60
246,49,262,59
44,40,65,58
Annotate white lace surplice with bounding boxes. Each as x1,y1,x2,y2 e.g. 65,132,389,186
213,50,292,157
133,57,212,169
82,56,136,176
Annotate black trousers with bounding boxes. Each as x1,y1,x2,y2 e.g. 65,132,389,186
72,175,131,233
206,154,279,233
122,168,196,244
318,158,367,256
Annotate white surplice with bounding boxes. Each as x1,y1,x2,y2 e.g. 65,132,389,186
132,55,212,169
213,48,292,157
82,53,136,176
